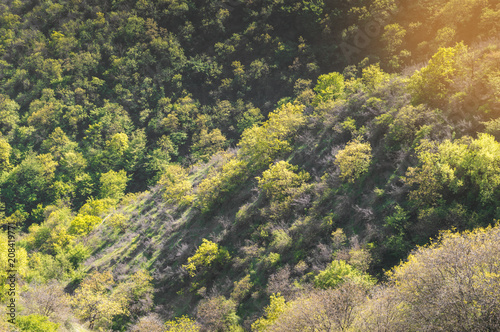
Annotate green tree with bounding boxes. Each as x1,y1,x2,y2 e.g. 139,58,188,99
252,293,289,332
191,128,227,162
409,43,466,107
158,164,193,205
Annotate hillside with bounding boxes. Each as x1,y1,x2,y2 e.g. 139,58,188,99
1,0,500,331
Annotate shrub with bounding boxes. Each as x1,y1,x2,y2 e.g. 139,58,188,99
164,315,200,332
68,214,101,236
196,296,239,331
312,72,345,105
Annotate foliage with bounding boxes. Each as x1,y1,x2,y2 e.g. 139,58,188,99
158,164,192,205
257,161,310,202
334,140,372,183
196,296,239,331
99,169,128,200
251,293,289,332
195,157,248,213
15,314,59,332
410,43,466,107
312,72,345,105
182,239,230,277
314,260,375,289
164,315,200,332
406,134,500,207
0,231,28,302
263,283,367,332
68,214,101,236
238,103,305,170
357,224,500,331
71,270,126,330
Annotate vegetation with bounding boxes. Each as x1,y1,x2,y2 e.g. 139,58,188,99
0,0,499,331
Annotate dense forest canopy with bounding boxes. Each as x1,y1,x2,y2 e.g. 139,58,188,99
0,0,500,331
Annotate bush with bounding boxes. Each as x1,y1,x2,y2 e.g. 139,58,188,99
312,72,345,105
164,316,200,332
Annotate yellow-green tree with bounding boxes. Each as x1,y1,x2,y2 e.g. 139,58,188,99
356,224,500,331
312,72,345,105
409,43,466,107
158,164,192,205
182,239,230,277
164,315,200,332
334,140,372,183
72,270,126,330
99,169,128,200
257,161,310,202
238,103,305,170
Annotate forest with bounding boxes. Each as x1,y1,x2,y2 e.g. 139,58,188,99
0,0,499,330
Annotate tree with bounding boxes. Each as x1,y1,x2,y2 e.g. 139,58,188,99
0,138,12,171
257,161,310,202
195,156,248,213
312,72,345,105
99,169,128,200
314,260,375,289
182,239,230,277
0,94,20,134
72,270,126,330
21,280,71,324
252,293,289,332
158,164,192,205
357,224,500,331
68,214,101,236
409,43,467,107
114,270,154,318
164,315,200,332
15,314,59,332
130,313,165,332
196,296,239,331
190,128,227,162
238,103,305,170
334,140,372,183
265,283,367,332
405,134,500,206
